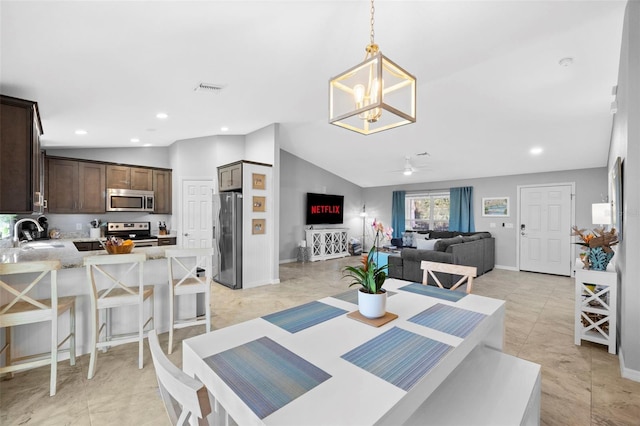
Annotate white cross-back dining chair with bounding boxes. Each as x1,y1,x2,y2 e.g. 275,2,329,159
148,329,213,425
420,261,478,294
84,253,154,379
165,247,213,354
0,260,76,396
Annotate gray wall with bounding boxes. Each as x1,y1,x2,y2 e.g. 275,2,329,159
279,150,364,262
609,1,640,379
45,147,171,169
363,168,607,269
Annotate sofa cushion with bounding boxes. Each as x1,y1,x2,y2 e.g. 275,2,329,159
416,238,439,250
434,236,464,252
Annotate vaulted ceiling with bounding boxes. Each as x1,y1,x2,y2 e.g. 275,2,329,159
1,1,626,187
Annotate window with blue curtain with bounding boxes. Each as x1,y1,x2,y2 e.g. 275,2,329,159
391,191,406,238
449,187,475,232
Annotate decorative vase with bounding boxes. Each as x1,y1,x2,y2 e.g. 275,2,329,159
358,288,387,319
588,247,614,271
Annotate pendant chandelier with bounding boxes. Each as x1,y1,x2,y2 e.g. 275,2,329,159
329,0,416,135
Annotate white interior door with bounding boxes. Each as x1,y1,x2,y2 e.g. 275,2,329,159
519,184,573,276
181,180,213,249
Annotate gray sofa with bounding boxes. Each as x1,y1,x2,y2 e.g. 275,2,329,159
388,231,494,288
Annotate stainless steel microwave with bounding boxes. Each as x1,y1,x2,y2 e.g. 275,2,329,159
106,188,154,212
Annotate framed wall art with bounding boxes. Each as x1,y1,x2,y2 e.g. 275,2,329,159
610,157,623,240
482,197,510,217
253,196,266,212
252,173,266,190
252,219,266,235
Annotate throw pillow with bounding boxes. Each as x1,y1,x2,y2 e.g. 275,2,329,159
416,238,439,250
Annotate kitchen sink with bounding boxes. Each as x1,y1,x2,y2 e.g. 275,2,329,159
21,241,66,250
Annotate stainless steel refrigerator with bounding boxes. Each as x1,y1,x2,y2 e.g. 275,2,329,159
213,192,242,289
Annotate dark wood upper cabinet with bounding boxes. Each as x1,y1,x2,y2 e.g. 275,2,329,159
0,95,43,213
130,167,153,191
47,156,170,214
153,169,172,214
47,158,105,213
107,165,152,190
78,162,106,212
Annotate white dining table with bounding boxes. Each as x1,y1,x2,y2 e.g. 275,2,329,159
182,279,506,426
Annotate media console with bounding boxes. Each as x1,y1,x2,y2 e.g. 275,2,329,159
305,228,350,261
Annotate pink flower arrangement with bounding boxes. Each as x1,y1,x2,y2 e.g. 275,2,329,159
372,219,393,242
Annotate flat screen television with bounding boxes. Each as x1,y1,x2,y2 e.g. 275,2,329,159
306,193,344,225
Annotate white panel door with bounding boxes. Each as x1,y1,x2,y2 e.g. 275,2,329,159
181,180,213,249
519,185,572,276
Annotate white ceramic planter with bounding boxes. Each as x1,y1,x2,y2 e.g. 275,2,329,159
358,289,387,319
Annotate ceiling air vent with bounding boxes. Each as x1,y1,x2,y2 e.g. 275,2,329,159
194,82,225,93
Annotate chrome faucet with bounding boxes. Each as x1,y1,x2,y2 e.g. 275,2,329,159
12,218,44,248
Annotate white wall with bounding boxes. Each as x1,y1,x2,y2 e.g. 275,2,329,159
246,124,276,165
608,0,640,381
363,168,607,269
170,130,279,287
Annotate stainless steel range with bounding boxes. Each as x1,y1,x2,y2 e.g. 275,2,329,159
105,222,158,247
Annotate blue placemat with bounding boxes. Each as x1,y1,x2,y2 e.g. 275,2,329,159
399,282,467,302
262,300,347,333
331,289,397,305
204,337,331,419
341,327,452,391
409,303,486,338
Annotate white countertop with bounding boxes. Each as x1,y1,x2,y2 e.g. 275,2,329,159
0,239,174,268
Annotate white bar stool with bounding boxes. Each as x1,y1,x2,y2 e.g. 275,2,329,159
165,247,213,354
84,253,154,379
0,260,76,396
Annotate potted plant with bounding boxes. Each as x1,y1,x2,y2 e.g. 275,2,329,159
343,246,389,318
571,226,619,270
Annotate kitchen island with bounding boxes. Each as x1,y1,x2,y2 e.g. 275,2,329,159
0,240,195,361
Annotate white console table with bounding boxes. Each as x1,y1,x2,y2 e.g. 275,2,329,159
305,228,350,261
574,259,617,354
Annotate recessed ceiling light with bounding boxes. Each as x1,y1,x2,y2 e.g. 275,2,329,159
530,147,543,155
143,143,152,147
130,138,140,143
75,129,87,135
220,126,229,132
156,113,168,119
558,57,573,67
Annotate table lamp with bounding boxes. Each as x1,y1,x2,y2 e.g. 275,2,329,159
592,203,612,228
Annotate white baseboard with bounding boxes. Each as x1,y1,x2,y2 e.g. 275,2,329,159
494,265,519,271
619,346,640,382
279,258,297,264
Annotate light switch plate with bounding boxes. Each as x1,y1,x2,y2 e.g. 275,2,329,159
505,223,514,229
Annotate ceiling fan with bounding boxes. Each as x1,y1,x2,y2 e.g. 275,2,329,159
388,153,431,176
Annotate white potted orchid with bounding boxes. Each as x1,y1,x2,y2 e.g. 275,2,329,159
343,219,393,318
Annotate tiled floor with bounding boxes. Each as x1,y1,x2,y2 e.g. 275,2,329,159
1,258,639,425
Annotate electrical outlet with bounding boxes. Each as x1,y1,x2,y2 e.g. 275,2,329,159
489,223,496,228
76,223,83,230
505,223,514,229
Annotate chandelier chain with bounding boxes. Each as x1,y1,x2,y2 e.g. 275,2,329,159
369,0,375,46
